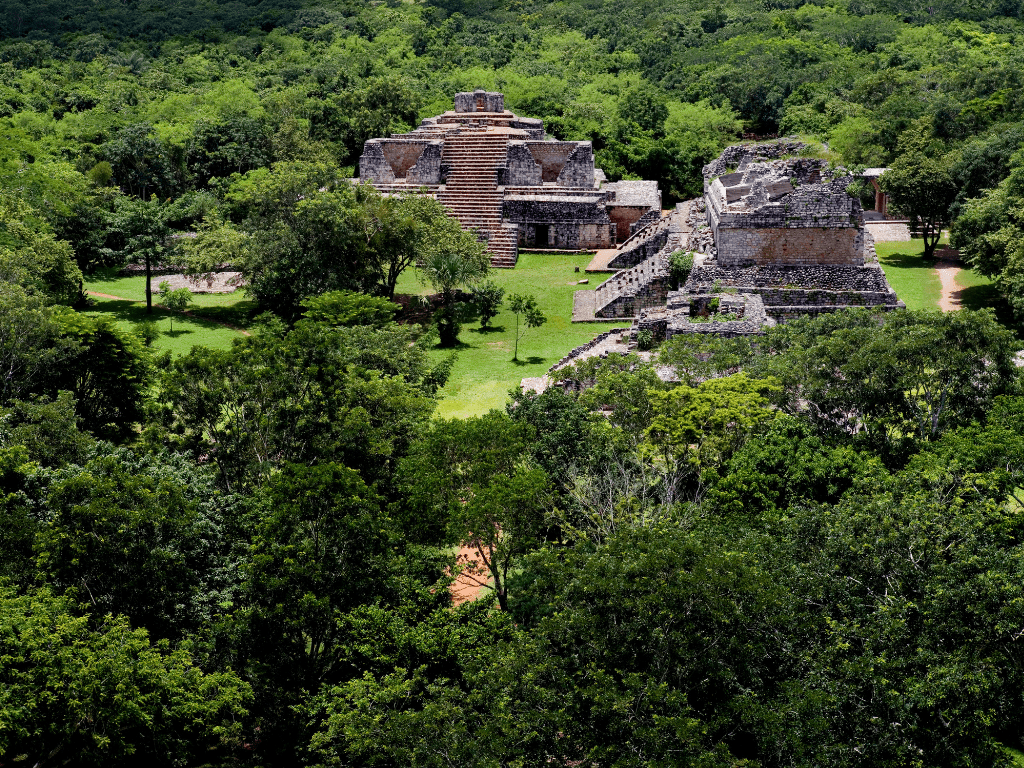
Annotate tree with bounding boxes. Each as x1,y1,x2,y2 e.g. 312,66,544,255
35,450,232,640
417,218,490,347
507,292,546,361
474,280,505,329
878,126,960,259
99,123,178,201
398,411,549,610
0,584,251,767
105,195,169,314
157,280,193,333
950,148,1024,317
238,462,398,762
750,309,1019,459
214,162,377,318
159,321,440,491
0,284,79,406
51,311,153,442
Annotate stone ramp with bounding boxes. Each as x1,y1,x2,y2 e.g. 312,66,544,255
585,248,621,273
572,289,599,322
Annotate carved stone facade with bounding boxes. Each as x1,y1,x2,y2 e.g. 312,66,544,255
355,90,662,267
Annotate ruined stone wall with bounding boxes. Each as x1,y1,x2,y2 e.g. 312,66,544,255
406,142,443,185
519,222,613,249
358,141,395,183
608,205,648,244
556,144,596,188
607,225,670,269
454,90,505,112
686,264,894,292
526,142,577,182
702,139,807,179
629,208,662,238
380,141,430,179
505,142,541,186
716,226,863,267
511,117,545,140
503,197,611,225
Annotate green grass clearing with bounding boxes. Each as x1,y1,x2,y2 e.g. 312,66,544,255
84,271,254,357
398,252,623,418
875,239,943,311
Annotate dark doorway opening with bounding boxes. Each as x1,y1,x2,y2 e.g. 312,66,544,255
535,224,549,247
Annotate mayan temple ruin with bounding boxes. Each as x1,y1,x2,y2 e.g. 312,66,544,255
570,140,904,344
356,89,662,267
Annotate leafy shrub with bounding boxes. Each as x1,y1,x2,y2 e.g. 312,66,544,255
636,329,654,350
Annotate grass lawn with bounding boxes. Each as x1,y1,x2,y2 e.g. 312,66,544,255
396,252,624,418
83,271,255,357
875,239,942,311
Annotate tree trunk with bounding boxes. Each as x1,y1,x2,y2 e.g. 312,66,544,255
145,254,153,314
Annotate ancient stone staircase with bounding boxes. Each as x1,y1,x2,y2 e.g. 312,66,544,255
437,129,519,268
592,248,673,319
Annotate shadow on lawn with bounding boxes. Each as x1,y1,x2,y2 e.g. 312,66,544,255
470,325,506,334
954,283,1024,336
878,251,936,270
512,356,545,366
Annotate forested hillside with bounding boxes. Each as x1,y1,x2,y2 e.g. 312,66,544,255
3,1,1024,766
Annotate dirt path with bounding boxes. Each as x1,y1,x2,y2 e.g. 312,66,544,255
449,544,491,605
934,248,962,312
86,290,252,337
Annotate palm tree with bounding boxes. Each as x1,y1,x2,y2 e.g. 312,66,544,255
418,221,490,346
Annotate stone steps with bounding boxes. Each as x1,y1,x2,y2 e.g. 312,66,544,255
436,132,518,268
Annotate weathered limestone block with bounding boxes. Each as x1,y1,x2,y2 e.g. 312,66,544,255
454,90,505,113
407,141,443,185
716,227,864,267
358,141,395,183
556,143,596,188
505,142,542,186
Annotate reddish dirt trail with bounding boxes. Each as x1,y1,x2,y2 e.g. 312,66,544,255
449,544,491,605
934,248,962,312
86,290,251,337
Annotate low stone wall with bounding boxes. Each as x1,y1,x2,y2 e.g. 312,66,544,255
686,264,895,293
715,226,862,267
550,327,629,371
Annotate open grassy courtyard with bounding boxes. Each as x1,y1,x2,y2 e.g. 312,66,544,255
396,252,623,418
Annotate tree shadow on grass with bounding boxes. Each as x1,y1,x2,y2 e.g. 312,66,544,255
954,284,1024,336
164,328,195,338
470,325,506,334
190,301,258,327
511,356,545,367
878,251,935,271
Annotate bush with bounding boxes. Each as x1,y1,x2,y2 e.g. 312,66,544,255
475,281,505,329
636,329,655,350
669,250,694,289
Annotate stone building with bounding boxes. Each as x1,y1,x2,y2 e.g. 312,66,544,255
573,140,904,332
356,90,662,267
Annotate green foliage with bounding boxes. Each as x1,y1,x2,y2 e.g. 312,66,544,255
635,328,654,351
879,125,961,259
156,280,193,333
160,320,437,491
668,248,694,289
301,289,398,328
474,279,504,329
0,584,251,767
0,391,93,468
507,292,547,361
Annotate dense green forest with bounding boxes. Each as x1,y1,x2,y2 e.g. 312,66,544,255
5,0,1024,766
